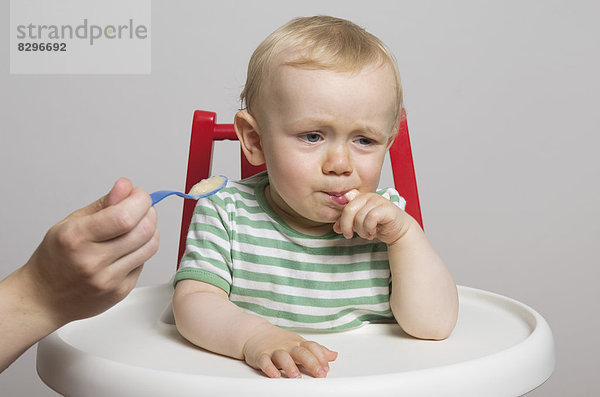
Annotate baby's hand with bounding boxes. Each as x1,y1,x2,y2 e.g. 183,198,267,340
333,190,412,245
242,323,337,378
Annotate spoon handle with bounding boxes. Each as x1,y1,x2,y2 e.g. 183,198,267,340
150,176,228,206
150,190,193,206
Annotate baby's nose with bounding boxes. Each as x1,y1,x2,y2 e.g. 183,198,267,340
322,145,353,176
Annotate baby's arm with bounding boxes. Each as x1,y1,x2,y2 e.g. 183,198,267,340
385,219,458,339
173,279,337,378
334,191,458,340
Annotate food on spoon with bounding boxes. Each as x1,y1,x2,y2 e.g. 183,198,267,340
188,176,227,196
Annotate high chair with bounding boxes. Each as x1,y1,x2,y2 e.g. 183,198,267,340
37,111,555,397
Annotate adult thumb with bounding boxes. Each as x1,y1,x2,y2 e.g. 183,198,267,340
105,177,134,207
73,178,134,218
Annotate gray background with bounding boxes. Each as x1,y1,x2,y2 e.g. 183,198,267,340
1,1,598,395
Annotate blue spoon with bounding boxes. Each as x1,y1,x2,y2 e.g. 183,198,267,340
150,175,228,206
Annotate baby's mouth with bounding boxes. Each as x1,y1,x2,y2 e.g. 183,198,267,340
325,192,350,206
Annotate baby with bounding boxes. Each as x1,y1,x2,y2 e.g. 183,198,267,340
173,16,458,379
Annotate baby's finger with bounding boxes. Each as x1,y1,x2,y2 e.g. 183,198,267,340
324,346,339,361
354,205,381,240
337,199,363,238
257,353,281,378
333,190,358,236
302,341,336,372
345,189,359,202
272,350,301,378
290,346,327,378
364,207,385,239
351,205,372,239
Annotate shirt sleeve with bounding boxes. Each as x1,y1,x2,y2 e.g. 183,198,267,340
174,193,234,294
377,187,407,211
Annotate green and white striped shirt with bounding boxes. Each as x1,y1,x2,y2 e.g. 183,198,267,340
175,172,406,332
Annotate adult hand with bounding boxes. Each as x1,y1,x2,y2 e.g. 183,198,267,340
0,178,159,371
27,177,160,323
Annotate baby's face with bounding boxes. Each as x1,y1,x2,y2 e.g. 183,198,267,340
255,62,398,235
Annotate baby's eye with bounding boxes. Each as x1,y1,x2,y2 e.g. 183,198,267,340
356,137,374,146
300,133,323,143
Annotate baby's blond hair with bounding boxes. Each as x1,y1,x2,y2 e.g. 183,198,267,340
240,16,404,125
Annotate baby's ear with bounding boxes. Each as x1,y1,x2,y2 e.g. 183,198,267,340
386,112,402,150
234,110,265,166
386,132,397,151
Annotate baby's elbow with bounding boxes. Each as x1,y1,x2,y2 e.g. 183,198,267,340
395,309,458,341
402,321,455,341
422,323,456,341
392,296,458,340
431,325,454,341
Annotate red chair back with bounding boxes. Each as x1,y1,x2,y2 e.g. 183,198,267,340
178,110,422,265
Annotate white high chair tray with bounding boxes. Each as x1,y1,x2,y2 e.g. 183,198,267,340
37,284,554,397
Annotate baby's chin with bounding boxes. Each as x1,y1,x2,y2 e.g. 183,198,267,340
291,210,338,227
283,203,343,232
309,210,343,226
